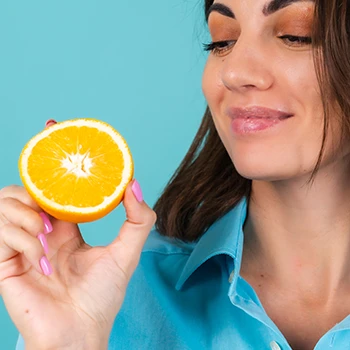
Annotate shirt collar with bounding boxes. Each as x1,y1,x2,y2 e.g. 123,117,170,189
175,197,248,290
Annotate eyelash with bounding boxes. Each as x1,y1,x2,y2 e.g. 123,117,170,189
203,35,312,55
203,40,235,55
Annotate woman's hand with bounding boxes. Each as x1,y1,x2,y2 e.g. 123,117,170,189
0,121,156,350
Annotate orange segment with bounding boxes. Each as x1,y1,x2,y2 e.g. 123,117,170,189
19,118,134,223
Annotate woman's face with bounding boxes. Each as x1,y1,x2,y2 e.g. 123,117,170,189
202,0,346,181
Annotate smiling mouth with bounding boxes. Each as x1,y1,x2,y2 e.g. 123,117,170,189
227,106,294,120
237,115,292,120
227,106,294,134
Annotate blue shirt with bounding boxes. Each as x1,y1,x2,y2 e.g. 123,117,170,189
16,198,350,349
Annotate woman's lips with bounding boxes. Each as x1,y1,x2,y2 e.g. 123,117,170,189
227,106,293,134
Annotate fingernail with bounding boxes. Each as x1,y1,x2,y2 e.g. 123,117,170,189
37,233,49,254
45,119,57,127
39,212,53,234
39,256,53,276
131,179,143,203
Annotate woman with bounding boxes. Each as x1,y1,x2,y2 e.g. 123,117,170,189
2,0,350,349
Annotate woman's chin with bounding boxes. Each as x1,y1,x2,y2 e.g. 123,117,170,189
233,159,298,182
236,170,287,182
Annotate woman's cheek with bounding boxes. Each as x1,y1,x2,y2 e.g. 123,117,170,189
284,52,319,102
202,61,213,103
202,59,224,112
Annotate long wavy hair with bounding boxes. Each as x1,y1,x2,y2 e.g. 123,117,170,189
153,0,350,242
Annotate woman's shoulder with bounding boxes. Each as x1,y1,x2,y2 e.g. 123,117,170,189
110,229,205,349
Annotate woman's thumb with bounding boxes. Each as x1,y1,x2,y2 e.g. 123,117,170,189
108,180,157,277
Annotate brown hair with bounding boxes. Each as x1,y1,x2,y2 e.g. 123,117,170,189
153,0,350,242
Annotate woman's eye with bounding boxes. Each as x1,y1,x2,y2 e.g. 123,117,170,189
203,40,236,56
202,35,311,55
278,35,312,47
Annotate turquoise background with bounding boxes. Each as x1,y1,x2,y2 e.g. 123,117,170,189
0,0,208,348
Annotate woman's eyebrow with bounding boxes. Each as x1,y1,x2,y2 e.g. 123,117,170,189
263,0,315,16
205,3,234,21
206,0,314,21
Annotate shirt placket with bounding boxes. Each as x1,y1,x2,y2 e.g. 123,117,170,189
225,255,292,350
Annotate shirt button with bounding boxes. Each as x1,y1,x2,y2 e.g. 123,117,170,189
228,270,235,283
270,341,281,350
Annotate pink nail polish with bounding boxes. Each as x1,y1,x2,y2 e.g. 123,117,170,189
37,233,49,254
39,212,53,234
39,256,53,276
131,179,143,203
45,119,57,127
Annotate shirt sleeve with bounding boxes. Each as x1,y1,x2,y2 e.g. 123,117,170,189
15,334,24,350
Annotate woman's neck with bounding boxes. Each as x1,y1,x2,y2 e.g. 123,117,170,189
242,157,350,303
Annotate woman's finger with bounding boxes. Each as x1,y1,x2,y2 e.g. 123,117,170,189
0,222,50,280
0,197,52,238
45,119,57,128
108,180,157,278
0,185,42,212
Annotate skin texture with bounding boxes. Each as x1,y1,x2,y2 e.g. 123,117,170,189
203,0,350,349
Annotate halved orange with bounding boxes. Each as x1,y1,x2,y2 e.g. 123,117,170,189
19,118,134,223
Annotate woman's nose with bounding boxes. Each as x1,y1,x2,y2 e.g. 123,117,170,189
221,38,274,93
